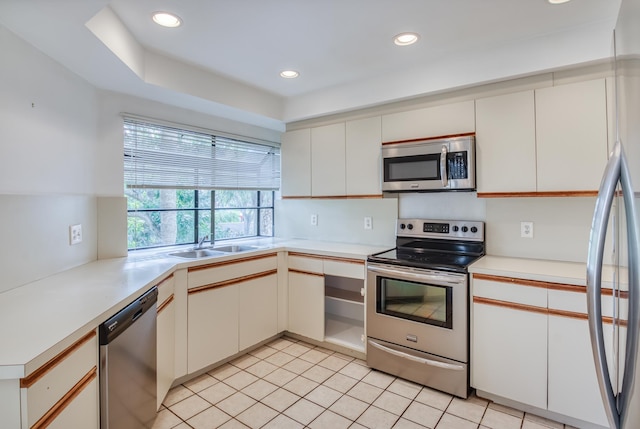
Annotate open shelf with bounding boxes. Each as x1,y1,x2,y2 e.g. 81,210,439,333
325,286,364,304
324,313,365,353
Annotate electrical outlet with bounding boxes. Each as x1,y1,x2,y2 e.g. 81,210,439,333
521,221,534,239
310,214,318,226
70,224,82,245
364,216,373,230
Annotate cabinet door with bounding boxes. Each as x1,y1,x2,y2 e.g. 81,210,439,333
381,101,475,142
311,123,346,197
288,271,325,341
281,129,311,197
46,377,99,429
157,300,175,409
548,315,609,427
475,91,537,193
346,117,382,196
472,302,547,409
187,285,239,373
535,79,608,192
239,273,278,350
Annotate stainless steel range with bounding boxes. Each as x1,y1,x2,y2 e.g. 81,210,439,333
366,218,485,398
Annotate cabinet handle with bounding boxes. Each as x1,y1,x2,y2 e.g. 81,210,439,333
440,145,448,187
368,340,464,371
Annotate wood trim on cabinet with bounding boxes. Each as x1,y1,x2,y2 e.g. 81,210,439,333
187,253,277,272
187,269,277,295
31,366,97,429
472,273,552,289
288,268,326,278
157,273,174,286
288,252,365,265
282,194,383,200
382,132,476,146
20,330,96,389
477,190,598,198
473,296,548,315
473,273,627,298
547,308,627,326
157,294,174,314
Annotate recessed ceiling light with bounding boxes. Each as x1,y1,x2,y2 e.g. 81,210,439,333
394,32,420,46
280,70,299,79
547,0,571,4
152,12,182,28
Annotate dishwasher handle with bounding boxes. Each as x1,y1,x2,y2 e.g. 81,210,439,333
99,286,158,345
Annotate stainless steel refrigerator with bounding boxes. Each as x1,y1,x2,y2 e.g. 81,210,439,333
587,0,640,428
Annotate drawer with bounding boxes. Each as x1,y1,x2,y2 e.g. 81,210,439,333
472,275,547,308
188,254,278,288
22,330,97,427
324,258,365,279
288,254,324,274
157,274,175,306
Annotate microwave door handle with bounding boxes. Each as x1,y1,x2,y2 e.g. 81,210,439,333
441,145,448,187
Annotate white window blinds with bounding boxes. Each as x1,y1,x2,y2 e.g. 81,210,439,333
123,117,280,190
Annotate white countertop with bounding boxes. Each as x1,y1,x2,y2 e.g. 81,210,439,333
469,255,618,289
0,239,389,379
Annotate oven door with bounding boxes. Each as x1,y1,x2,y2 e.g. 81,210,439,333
366,262,468,362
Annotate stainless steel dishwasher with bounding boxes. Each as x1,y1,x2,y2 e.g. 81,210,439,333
99,286,158,429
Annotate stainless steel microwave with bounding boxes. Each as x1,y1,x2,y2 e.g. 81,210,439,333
381,134,476,192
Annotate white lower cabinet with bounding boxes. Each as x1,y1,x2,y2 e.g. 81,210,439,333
548,315,609,427
157,274,176,409
186,254,278,374
472,301,547,409
472,273,614,427
188,284,240,374
239,273,278,350
20,330,99,429
288,270,325,342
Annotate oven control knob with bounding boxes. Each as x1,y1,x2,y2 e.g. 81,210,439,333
452,226,459,232
471,226,478,233
407,224,414,230
400,223,406,230
461,226,469,233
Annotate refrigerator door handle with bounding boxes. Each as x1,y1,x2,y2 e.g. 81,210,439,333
587,140,622,429
618,146,640,427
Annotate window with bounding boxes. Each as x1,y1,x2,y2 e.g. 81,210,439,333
124,117,279,250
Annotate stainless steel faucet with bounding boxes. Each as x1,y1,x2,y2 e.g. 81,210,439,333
196,235,209,249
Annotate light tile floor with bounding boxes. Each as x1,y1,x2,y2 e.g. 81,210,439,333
153,336,575,429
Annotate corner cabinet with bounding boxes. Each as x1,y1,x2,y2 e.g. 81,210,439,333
280,117,382,199
471,273,611,427
19,330,99,429
186,253,279,374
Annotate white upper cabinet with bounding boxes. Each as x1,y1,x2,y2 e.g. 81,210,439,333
381,100,475,142
346,116,382,196
281,128,311,197
535,79,609,192
311,123,346,197
475,90,537,194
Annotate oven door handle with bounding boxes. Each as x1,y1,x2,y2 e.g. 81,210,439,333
368,340,465,371
367,264,465,285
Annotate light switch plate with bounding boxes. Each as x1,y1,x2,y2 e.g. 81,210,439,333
70,224,82,245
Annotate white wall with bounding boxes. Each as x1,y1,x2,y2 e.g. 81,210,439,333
275,198,398,247
0,25,98,195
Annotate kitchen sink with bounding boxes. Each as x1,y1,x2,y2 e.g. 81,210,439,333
169,249,227,258
212,245,259,253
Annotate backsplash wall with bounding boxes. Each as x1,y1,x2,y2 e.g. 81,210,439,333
0,194,97,294
275,198,398,247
